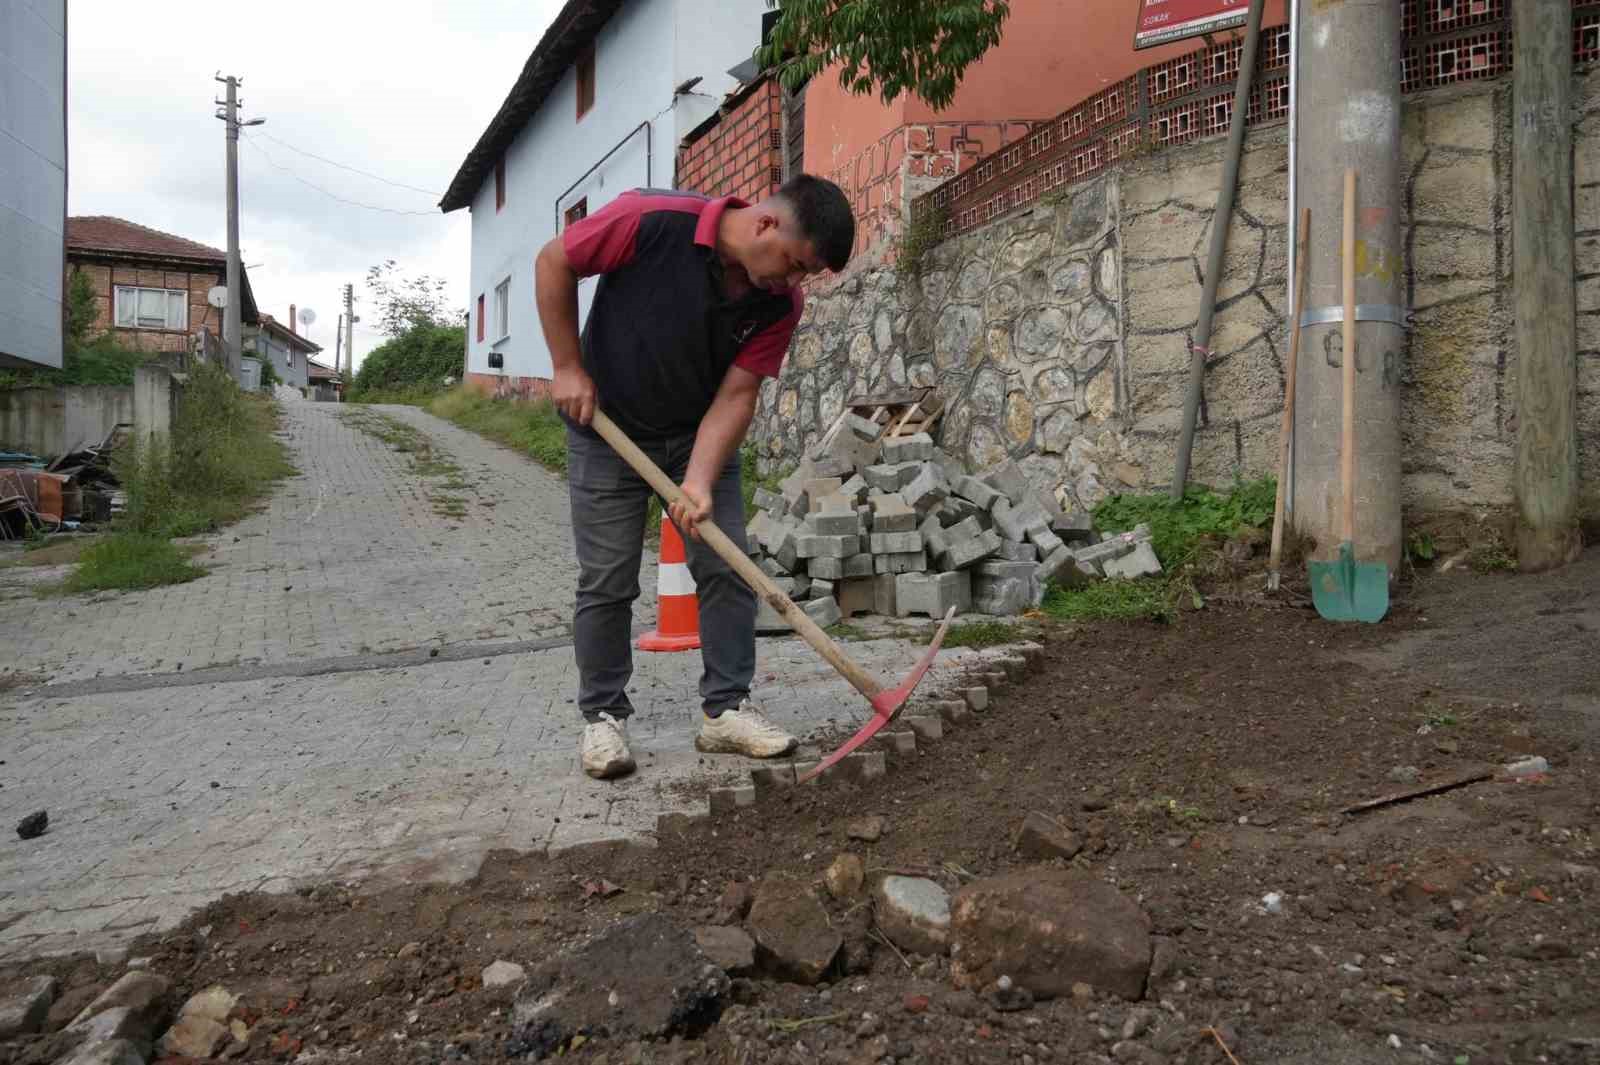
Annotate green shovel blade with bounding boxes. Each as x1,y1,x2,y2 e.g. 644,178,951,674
1309,541,1390,623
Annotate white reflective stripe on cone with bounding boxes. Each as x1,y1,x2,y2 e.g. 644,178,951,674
657,562,697,597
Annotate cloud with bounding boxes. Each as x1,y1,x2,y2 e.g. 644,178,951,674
68,0,564,365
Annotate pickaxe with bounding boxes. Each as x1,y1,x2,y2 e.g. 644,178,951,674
590,410,956,783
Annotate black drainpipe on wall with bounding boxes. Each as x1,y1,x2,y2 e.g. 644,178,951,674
553,120,652,234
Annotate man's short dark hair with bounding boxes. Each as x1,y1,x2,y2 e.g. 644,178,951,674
777,174,855,272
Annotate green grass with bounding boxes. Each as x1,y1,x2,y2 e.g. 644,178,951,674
936,619,1018,648
428,387,569,473
348,383,446,406
47,534,206,595
1092,478,1276,570
1039,578,1175,623
339,407,476,524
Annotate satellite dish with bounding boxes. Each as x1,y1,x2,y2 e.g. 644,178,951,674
207,286,228,309
298,307,317,327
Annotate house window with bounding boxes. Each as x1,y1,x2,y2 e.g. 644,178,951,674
494,277,510,341
114,286,188,331
476,294,485,342
576,44,596,119
563,198,588,229
495,158,506,212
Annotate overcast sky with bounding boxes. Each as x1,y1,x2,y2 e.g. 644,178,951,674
68,1,566,369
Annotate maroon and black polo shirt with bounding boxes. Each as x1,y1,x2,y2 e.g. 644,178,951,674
560,189,803,441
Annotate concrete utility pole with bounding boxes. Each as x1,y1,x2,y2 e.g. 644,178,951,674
1290,0,1405,572
334,313,344,378
215,74,263,384
1514,0,1582,571
343,284,356,388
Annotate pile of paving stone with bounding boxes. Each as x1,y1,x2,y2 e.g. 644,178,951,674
744,413,1162,629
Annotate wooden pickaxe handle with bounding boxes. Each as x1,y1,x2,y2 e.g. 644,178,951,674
587,409,886,701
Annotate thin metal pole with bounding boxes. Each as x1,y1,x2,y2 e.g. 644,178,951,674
221,75,243,383
1170,0,1267,499
1285,0,1299,519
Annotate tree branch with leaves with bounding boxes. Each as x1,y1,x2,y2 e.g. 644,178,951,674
364,260,461,338
759,0,1011,110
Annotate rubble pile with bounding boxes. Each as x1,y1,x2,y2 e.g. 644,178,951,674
743,414,1162,628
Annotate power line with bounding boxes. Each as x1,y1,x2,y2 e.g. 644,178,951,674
254,130,443,198
240,133,440,217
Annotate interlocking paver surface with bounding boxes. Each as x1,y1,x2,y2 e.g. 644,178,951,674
0,397,991,962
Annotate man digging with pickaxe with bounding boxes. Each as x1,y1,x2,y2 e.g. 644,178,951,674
535,176,856,780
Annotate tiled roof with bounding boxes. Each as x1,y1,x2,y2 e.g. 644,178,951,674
66,216,226,262
257,315,324,354
306,360,341,381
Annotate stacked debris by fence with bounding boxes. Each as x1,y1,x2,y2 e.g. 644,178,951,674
0,425,126,540
744,409,1162,629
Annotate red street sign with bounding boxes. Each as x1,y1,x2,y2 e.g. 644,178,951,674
1134,0,1248,49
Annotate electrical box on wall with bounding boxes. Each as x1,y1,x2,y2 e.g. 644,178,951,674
488,352,504,370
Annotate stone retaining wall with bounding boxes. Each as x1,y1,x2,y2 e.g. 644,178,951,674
753,75,1600,518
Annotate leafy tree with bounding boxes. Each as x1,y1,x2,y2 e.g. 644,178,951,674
351,322,466,395
65,268,101,348
759,0,1011,110
365,260,460,338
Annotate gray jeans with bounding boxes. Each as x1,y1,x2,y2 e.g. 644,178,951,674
566,425,755,722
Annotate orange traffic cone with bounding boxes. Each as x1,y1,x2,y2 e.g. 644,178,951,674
637,514,701,652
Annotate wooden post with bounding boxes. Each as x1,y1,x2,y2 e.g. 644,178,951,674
1514,0,1582,571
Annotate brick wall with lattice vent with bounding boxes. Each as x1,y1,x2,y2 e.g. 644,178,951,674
677,80,784,204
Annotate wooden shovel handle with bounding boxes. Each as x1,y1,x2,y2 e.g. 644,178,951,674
1269,207,1311,581
1341,169,1358,545
587,409,884,700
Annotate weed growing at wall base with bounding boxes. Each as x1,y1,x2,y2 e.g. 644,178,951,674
47,535,206,595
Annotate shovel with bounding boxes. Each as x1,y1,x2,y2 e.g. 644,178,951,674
1310,169,1389,623
587,409,956,780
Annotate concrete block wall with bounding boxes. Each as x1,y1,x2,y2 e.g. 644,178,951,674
0,385,133,458
751,74,1600,520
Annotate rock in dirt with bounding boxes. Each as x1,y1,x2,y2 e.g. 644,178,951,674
70,972,170,1045
692,926,757,975
59,1038,145,1065
847,815,886,842
873,876,952,956
510,914,728,1058
160,984,236,1059
747,875,842,984
825,853,865,899
1014,811,1083,860
712,881,755,925
0,974,56,1039
482,960,527,989
15,810,47,840
950,871,1151,1001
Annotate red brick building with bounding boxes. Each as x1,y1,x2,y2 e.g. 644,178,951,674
65,216,258,354
676,77,787,206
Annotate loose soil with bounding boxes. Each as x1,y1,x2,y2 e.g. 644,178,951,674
4,552,1597,1065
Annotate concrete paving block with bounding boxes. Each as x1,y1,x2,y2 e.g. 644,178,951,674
796,534,858,559
750,764,798,790
900,463,950,515
804,478,844,511
775,526,801,572
1014,641,1046,666
993,499,1051,544
930,699,971,725
759,557,788,578
755,599,794,634
1102,541,1163,579
941,529,1002,570
793,574,813,598
809,454,853,479
818,751,887,784
708,786,757,815
987,653,1029,680
1054,508,1097,542
870,730,917,756
843,412,882,440
808,556,844,580
881,432,934,464
904,715,944,742
863,463,919,493
803,595,842,628
944,515,985,545
981,458,1033,506
930,447,965,484
771,577,798,597
1075,531,1145,567
657,810,711,836
871,493,918,532
870,531,923,554
983,670,1008,689
874,550,928,575
997,538,1038,563
747,511,774,548
1028,527,1065,558
973,576,1031,616
809,579,835,600
940,495,984,526
920,515,951,559
895,571,972,619
873,574,898,616
975,560,1038,581
839,475,869,503
952,475,1002,511
837,578,876,617
963,687,990,711
753,487,784,513
842,553,875,578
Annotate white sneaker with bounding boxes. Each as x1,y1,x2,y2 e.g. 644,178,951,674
695,700,798,758
580,713,636,780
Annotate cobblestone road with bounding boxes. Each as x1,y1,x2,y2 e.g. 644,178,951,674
0,397,989,961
